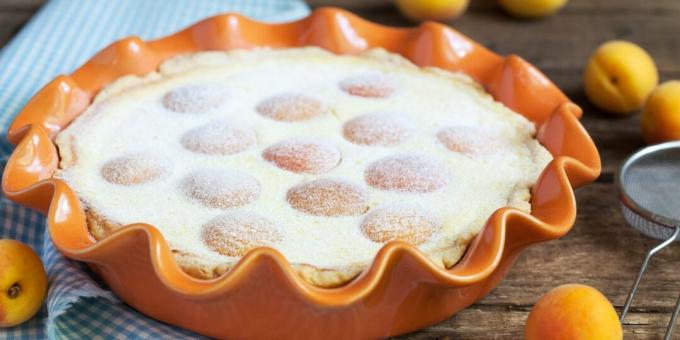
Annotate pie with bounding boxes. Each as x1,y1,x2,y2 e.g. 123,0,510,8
54,47,552,288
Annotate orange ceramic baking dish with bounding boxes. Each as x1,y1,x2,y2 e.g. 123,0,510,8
2,8,600,339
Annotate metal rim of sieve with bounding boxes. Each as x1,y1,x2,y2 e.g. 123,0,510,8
615,140,680,340
617,140,680,230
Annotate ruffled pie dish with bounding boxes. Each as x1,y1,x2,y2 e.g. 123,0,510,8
2,8,600,339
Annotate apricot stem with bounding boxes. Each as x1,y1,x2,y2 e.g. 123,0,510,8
7,283,21,299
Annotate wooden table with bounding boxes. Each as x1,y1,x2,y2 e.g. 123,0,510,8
2,1,679,338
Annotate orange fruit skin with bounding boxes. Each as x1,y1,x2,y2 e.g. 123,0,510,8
0,240,48,328
641,80,680,144
583,40,658,115
498,0,568,19
525,284,622,340
395,0,469,22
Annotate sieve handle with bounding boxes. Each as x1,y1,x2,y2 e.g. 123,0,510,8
620,225,680,334
665,291,680,340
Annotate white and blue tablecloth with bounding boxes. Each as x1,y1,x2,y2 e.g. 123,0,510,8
0,1,310,338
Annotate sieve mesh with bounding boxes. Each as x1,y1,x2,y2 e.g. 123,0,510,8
621,204,676,240
619,143,680,239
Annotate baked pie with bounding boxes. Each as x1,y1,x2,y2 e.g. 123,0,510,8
55,47,551,288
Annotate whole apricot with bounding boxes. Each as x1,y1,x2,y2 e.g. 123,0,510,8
641,81,680,144
395,0,469,22
583,40,658,115
525,284,622,340
498,0,567,18
0,240,47,328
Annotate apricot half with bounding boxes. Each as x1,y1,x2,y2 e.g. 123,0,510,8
583,40,658,115
0,240,47,328
525,284,622,340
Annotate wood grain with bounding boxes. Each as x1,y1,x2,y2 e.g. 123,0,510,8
1,0,679,338
0,0,42,10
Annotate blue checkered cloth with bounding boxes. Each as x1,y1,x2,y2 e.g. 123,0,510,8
0,1,309,338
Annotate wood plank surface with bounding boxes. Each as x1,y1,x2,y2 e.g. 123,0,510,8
1,0,679,339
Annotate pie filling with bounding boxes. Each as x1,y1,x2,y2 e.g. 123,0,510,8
55,47,552,288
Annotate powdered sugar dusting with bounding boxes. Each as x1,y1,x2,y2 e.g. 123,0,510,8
365,154,449,193
339,74,396,98
202,212,282,257
287,178,369,216
360,204,441,245
181,121,257,155
56,47,552,277
101,153,168,185
256,93,326,121
180,168,260,209
437,126,504,156
262,138,341,174
343,112,414,146
162,83,228,113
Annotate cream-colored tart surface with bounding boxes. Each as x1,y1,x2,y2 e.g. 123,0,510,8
55,47,552,288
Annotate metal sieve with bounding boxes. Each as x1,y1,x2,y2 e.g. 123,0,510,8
617,140,680,339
